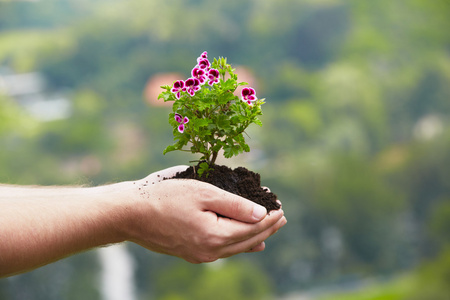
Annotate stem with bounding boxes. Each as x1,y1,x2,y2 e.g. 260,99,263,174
210,151,219,165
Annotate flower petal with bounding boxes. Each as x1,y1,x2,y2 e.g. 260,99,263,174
175,113,183,123
178,124,185,133
242,87,255,97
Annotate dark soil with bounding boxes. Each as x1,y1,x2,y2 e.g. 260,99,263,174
171,164,280,212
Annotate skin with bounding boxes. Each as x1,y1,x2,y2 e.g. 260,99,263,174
0,166,287,278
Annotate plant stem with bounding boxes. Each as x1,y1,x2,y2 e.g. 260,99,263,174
210,151,218,165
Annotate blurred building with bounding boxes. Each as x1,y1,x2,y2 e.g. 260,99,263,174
143,72,182,107
0,68,71,121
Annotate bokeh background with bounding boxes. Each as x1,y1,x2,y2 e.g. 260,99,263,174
1,0,450,299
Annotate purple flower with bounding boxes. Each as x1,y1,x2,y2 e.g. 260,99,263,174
241,87,257,105
192,67,207,85
207,68,220,86
175,113,189,133
197,58,210,71
171,80,185,99
184,78,201,96
197,51,208,62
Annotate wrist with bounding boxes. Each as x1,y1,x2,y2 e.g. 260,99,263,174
90,181,138,244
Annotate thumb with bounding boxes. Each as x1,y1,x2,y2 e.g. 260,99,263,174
204,190,268,223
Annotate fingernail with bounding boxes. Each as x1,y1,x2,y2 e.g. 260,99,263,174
252,205,267,221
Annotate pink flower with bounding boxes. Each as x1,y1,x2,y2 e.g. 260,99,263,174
184,78,201,96
207,68,220,86
175,113,189,133
171,80,185,99
192,67,207,85
197,58,210,71
197,51,208,62
241,87,257,105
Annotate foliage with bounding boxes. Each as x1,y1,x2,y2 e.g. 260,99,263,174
159,53,264,169
406,248,450,300
155,260,273,300
307,155,404,270
0,95,38,135
318,275,414,300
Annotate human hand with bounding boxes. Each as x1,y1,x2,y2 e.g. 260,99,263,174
123,166,287,263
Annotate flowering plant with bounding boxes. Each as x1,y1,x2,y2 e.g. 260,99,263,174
158,51,264,176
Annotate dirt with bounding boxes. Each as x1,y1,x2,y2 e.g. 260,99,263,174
170,164,280,212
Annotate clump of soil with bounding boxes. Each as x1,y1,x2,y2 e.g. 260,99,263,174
171,164,280,212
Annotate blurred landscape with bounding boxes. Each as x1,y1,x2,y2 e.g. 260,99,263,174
1,0,450,299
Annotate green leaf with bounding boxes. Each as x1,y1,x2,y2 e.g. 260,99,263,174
223,146,233,158
192,118,210,130
163,145,178,155
217,115,231,130
254,118,263,126
158,91,174,102
198,162,212,178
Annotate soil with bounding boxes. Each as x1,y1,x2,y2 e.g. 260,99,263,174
171,164,280,212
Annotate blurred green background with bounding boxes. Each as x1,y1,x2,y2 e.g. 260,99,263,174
1,0,450,299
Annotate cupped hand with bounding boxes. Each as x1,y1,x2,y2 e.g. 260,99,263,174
125,165,287,263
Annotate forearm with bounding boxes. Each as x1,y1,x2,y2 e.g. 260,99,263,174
0,183,132,277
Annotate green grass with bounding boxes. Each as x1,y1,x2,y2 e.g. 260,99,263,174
317,275,414,300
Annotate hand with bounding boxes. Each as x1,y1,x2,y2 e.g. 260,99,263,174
124,166,287,263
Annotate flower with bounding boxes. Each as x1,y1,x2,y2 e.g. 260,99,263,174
241,87,257,105
207,68,220,86
197,51,208,62
192,67,207,85
171,80,185,99
197,58,210,71
175,113,189,133
184,78,201,96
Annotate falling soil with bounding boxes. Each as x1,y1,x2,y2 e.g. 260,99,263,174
171,164,280,212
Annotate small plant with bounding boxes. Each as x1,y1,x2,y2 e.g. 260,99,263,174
158,51,265,176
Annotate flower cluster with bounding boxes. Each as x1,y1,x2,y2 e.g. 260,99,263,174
158,51,265,168
170,52,220,101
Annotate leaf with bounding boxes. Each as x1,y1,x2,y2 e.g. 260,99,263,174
254,118,263,126
217,115,231,130
198,162,212,178
163,145,178,155
158,91,174,102
192,118,210,130
223,145,234,158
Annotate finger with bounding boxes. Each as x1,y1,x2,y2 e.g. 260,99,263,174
222,215,287,257
246,241,265,253
216,209,285,245
203,187,268,223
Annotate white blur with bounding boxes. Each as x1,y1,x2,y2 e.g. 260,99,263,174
98,244,137,300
